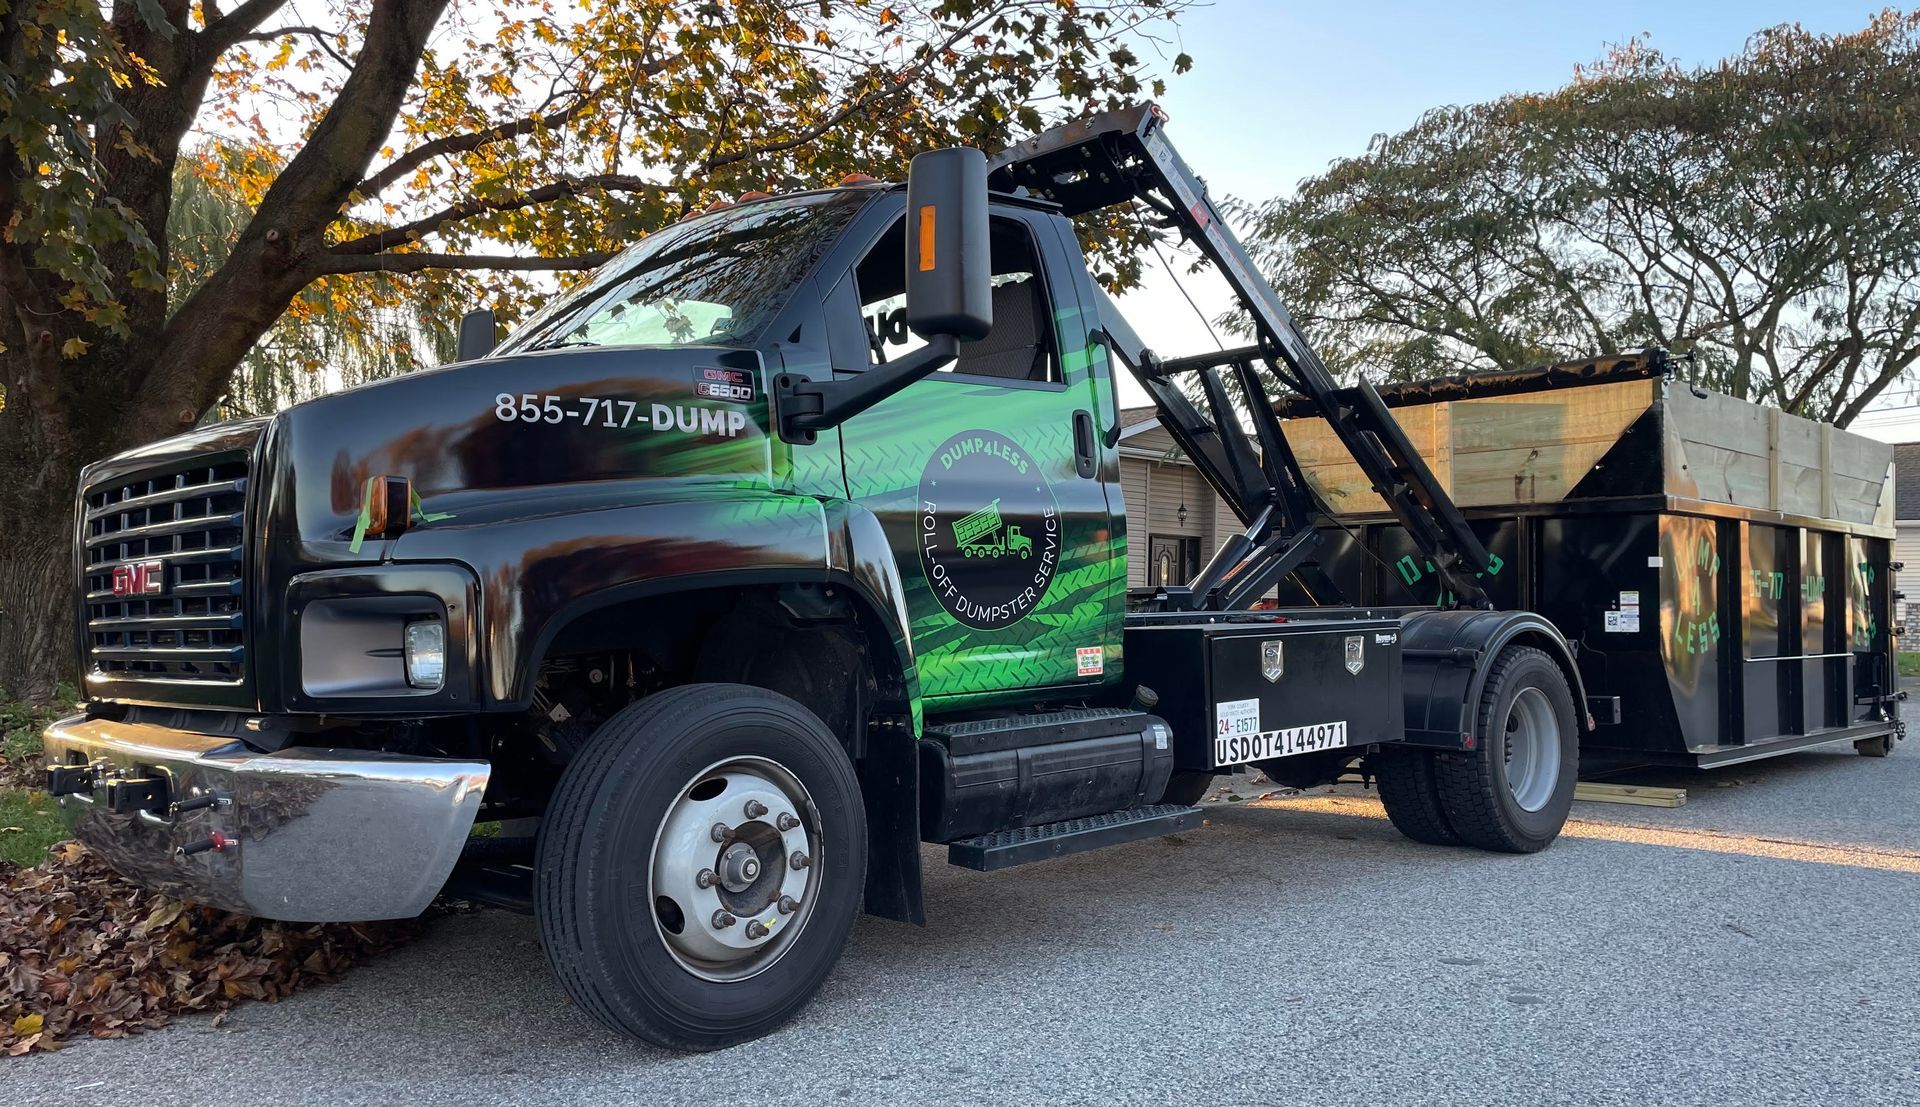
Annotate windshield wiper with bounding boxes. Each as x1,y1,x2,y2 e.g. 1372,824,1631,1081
533,338,601,351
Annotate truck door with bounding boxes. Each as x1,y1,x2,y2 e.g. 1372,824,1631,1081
825,201,1123,704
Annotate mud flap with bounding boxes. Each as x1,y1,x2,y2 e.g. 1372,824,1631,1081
858,725,925,925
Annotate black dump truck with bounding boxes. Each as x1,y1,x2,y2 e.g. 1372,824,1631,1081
42,105,1900,1050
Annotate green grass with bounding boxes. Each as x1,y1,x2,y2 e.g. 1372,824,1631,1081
1,689,79,868
2,686,73,763
1900,653,1920,678
0,788,67,868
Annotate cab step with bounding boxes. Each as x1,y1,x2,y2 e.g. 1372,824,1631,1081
947,803,1202,872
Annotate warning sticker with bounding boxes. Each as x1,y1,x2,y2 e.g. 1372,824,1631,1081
1604,610,1641,633
1076,646,1103,677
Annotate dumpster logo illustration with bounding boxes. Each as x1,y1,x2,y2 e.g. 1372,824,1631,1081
918,431,1059,630
951,500,1033,559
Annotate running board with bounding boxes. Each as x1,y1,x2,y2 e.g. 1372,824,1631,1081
947,804,1203,872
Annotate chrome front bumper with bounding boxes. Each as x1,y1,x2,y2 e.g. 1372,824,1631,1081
41,715,489,922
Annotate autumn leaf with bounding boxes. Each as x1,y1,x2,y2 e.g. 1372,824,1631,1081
132,900,185,938
59,337,88,358
0,842,421,1051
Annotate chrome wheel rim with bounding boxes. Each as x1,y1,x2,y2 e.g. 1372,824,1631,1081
648,755,819,982
1503,686,1561,813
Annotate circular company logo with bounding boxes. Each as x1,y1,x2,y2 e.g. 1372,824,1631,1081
917,431,1059,630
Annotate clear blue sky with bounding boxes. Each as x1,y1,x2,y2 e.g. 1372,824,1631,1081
1112,0,1902,424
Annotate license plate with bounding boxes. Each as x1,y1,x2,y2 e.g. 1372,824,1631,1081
1213,720,1349,767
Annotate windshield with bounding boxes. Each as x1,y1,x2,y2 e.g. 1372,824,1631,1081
498,190,869,353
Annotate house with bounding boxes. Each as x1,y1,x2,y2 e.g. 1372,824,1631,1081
1895,442,1920,637
1115,405,1243,592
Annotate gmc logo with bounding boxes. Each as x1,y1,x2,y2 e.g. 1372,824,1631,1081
111,560,167,597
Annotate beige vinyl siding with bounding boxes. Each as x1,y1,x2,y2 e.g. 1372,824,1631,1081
1143,462,1211,542
1211,493,1243,552
1121,455,1152,589
1118,417,1273,601
1898,522,1920,633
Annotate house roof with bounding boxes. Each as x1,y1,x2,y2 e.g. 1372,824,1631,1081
1118,405,1160,430
1895,442,1920,521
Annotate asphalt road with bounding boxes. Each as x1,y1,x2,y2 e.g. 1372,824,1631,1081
13,742,1920,1106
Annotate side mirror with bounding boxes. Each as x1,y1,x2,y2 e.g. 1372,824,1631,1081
773,146,992,444
904,147,992,341
457,309,498,362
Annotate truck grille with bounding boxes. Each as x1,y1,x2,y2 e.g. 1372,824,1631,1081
82,457,249,683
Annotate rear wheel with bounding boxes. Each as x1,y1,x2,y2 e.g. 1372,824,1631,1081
1372,748,1460,846
1432,646,1578,853
1160,770,1215,806
536,684,866,1051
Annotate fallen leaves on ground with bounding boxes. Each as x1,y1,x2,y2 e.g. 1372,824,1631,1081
0,696,69,793
0,762,36,793
1,842,420,1055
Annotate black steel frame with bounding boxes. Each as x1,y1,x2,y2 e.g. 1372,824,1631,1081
990,103,1500,611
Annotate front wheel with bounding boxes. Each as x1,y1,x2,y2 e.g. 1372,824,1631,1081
536,684,866,1051
1431,645,1579,853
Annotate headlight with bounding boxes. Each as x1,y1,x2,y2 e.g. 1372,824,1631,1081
404,620,446,690
288,565,474,707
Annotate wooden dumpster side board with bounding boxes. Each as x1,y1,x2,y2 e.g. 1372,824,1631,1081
1665,387,1893,526
1284,379,1658,513
1285,376,1893,528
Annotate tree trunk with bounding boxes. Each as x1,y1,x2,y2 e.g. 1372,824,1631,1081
0,484,78,705
0,342,131,706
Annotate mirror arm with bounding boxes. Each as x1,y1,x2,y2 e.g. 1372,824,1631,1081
774,334,960,444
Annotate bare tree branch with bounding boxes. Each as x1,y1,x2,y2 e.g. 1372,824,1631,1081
356,96,598,198
198,0,295,54
315,251,614,274
329,174,667,255
143,0,453,435
233,25,352,69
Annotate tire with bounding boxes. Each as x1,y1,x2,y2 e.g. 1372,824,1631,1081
1856,734,1894,758
1160,769,1215,806
1432,645,1579,853
535,683,866,1051
1372,747,1461,846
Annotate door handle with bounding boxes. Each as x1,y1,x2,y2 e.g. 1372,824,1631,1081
1072,410,1097,479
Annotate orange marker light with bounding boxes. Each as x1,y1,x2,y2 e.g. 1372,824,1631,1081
365,477,391,537
917,204,937,272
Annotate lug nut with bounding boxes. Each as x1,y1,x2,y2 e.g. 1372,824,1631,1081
776,812,800,831
711,909,736,929
778,895,799,914
789,849,811,870
695,868,718,889
710,822,733,843
743,799,768,819
744,920,769,940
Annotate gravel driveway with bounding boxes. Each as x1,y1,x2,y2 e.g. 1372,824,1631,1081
12,744,1920,1106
